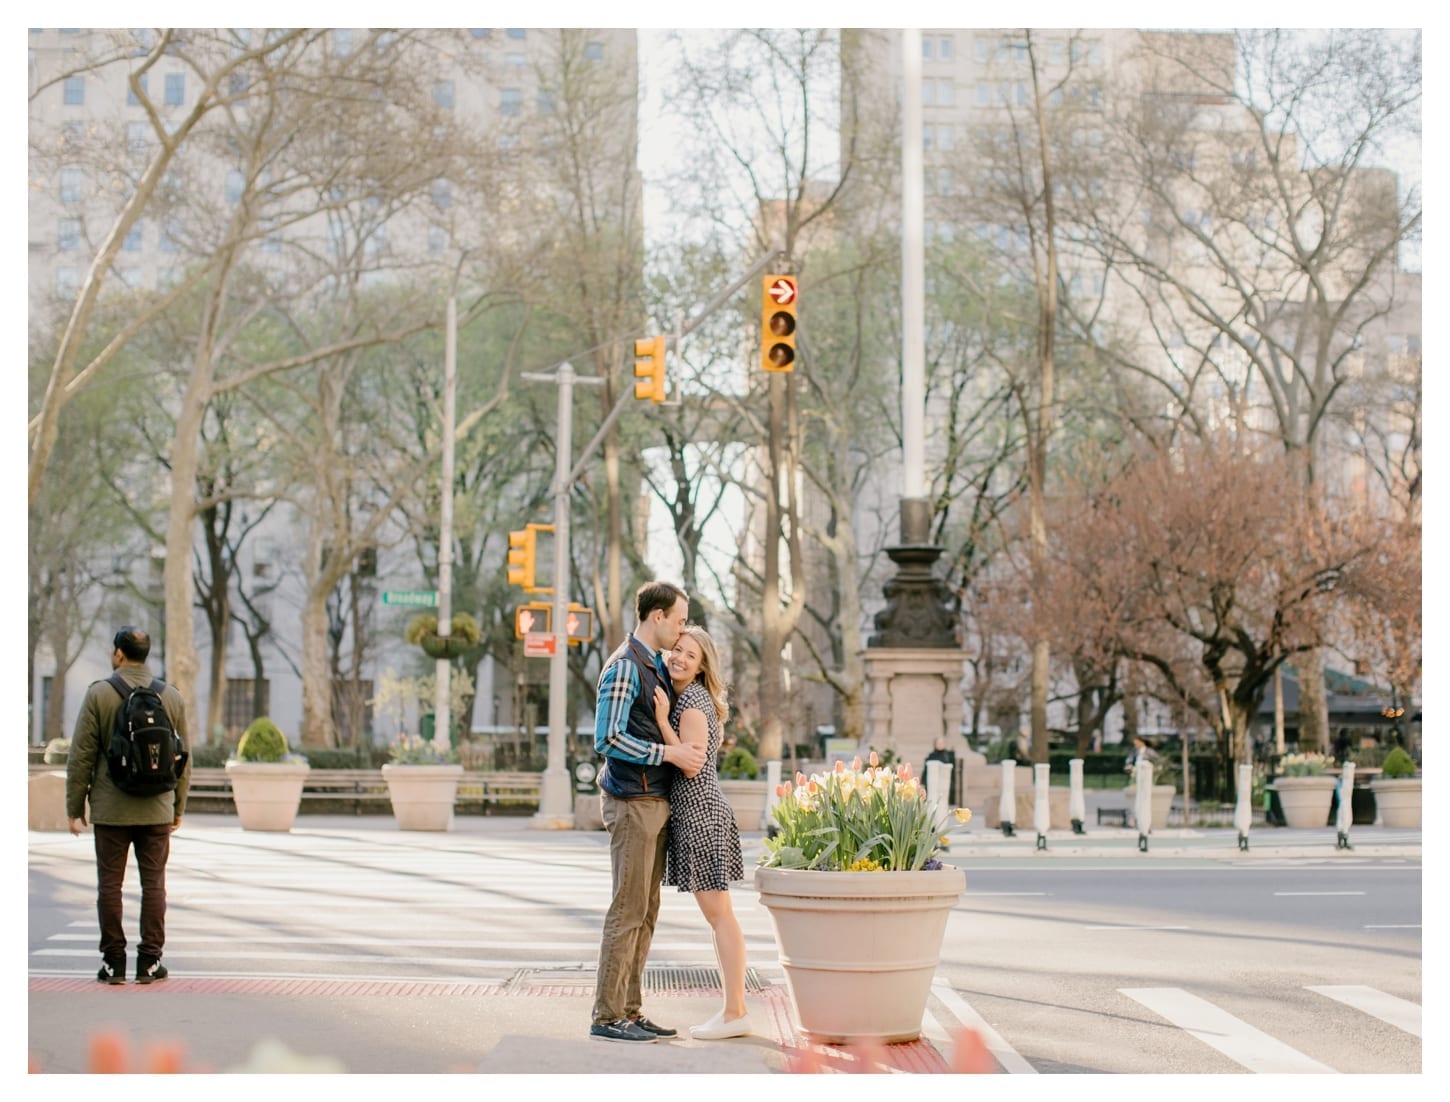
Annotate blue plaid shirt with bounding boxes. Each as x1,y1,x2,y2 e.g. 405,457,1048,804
594,634,668,766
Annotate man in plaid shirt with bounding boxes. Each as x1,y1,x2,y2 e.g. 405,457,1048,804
588,581,705,1044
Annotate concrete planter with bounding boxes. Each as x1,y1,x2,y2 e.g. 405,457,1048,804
720,779,768,832
1269,775,1337,828
1369,777,1422,828
382,763,464,831
226,760,310,832
754,866,966,1044
29,770,77,832
1123,784,1176,830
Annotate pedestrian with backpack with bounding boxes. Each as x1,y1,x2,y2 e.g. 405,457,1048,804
66,626,190,985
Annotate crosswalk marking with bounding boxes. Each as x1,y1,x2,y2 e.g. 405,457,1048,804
1307,985,1421,1037
1120,988,1335,1073
930,981,1037,1073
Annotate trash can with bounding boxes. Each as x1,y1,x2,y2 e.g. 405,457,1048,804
420,713,435,742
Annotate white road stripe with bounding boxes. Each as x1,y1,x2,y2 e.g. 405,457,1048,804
1082,924,1189,931
1307,986,1421,1037
34,944,775,962
1274,891,1365,896
43,933,777,949
964,892,1050,897
1364,924,1420,929
1120,987,1335,1073
930,981,1036,1074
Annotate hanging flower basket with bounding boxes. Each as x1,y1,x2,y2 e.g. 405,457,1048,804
404,612,480,660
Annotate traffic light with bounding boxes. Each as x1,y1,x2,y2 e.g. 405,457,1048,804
564,603,595,645
513,602,552,638
633,335,666,402
761,274,798,372
506,523,554,594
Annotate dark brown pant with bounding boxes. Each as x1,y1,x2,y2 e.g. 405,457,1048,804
93,823,171,962
592,794,670,1025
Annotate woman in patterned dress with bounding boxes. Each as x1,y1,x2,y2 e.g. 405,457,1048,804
651,624,750,1040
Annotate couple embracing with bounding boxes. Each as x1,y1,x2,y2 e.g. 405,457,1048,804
588,581,750,1046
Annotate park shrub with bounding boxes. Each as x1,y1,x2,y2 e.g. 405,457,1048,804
237,717,288,762
719,747,760,780
1380,747,1417,778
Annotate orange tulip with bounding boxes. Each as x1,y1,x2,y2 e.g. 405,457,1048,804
88,1030,128,1074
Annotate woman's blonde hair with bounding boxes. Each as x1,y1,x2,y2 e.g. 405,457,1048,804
679,624,729,725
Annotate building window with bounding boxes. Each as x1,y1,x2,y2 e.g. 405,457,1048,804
160,219,180,251
431,178,452,208
58,218,80,251
228,73,249,100
262,231,282,253
332,29,354,57
127,73,148,105
225,678,270,736
164,73,184,106
938,78,955,107
938,123,954,151
584,41,604,61
126,121,148,153
922,36,933,61
55,267,78,296
975,38,991,64
364,224,385,258
976,81,991,107
506,51,525,66
119,267,142,288
921,78,935,107
225,169,244,204
469,28,490,38
433,80,455,108
428,226,447,255
63,76,84,105
506,28,526,39
938,36,953,60
123,222,143,251
537,89,556,112
59,168,83,203
498,133,519,150
500,87,522,116
1048,40,1065,65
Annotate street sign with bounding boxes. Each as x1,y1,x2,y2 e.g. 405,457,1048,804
382,590,438,607
523,632,558,658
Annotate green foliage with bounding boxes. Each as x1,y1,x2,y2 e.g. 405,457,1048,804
299,747,375,769
1380,747,1417,778
719,747,760,780
1348,744,1386,769
1276,751,1333,777
190,742,234,768
762,757,950,872
237,717,288,762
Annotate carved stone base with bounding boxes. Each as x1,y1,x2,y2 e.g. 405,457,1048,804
861,648,968,772
868,499,960,649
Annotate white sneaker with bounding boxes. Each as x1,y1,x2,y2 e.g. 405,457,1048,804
689,1011,751,1040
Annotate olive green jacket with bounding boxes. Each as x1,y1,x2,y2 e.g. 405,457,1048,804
65,662,191,825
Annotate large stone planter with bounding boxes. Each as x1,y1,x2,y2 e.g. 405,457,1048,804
1124,784,1175,830
29,771,78,832
720,779,767,832
226,760,310,832
1369,777,1422,828
754,866,966,1044
1269,775,1338,828
382,763,464,831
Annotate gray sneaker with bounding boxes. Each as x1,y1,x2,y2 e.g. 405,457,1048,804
589,1018,657,1044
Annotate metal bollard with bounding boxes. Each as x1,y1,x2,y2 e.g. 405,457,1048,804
1068,758,1086,834
926,759,951,816
1135,761,1154,852
1234,762,1253,851
999,760,1017,837
1336,761,1356,850
764,760,783,836
1033,762,1051,851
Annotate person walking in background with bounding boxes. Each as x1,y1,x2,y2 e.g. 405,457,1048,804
652,624,750,1040
589,582,706,1045
66,627,190,985
1124,736,1159,775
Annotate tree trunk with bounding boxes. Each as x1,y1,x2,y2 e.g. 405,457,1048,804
299,588,336,747
1294,651,1332,753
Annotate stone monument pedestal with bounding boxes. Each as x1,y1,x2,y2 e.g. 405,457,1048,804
861,648,967,772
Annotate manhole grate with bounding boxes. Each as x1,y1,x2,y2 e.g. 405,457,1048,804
506,965,767,993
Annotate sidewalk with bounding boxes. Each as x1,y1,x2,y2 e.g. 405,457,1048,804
28,812,1421,1075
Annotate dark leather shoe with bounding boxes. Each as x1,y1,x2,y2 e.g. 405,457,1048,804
631,1015,678,1037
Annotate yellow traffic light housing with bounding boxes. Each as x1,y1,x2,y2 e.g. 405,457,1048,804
564,603,594,645
506,523,554,594
761,274,798,372
633,335,667,402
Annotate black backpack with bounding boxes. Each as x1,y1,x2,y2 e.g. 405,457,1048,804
104,675,188,797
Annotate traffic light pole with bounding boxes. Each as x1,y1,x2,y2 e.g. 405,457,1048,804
522,246,788,828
